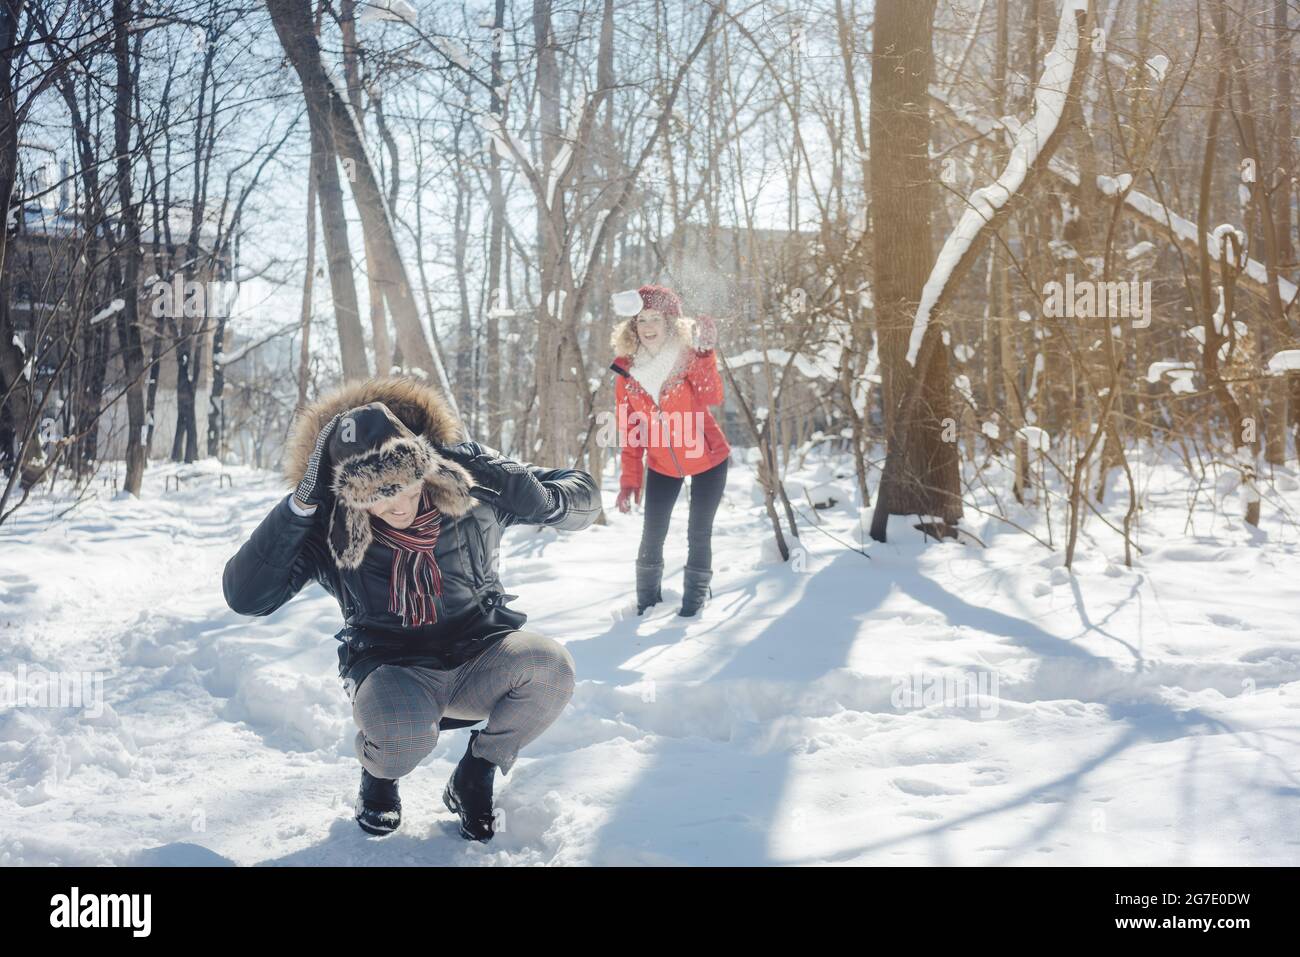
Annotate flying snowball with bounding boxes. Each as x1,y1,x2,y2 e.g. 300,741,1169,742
612,289,644,317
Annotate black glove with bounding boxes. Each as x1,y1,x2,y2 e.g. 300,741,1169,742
292,412,342,512
440,441,558,522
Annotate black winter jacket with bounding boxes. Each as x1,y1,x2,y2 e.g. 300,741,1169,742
222,445,599,703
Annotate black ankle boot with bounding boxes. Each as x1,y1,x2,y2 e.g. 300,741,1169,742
679,566,713,617
355,768,401,835
636,560,664,616
442,730,498,842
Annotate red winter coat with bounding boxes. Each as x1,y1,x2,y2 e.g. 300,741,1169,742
613,346,731,490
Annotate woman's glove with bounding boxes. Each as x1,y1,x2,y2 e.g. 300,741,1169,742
615,485,642,514
292,412,342,513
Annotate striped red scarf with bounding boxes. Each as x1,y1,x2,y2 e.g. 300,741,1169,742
369,487,444,628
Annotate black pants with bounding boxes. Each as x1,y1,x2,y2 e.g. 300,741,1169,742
637,457,729,571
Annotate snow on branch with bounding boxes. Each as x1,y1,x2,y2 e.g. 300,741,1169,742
906,0,1090,366
726,347,839,382
1097,180,1298,304
358,0,418,26
1267,349,1300,373
430,36,473,71
474,110,532,174
544,99,587,211
930,90,1299,310
90,299,125,325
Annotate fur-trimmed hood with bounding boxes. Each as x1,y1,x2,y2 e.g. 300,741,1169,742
283,376,467,487
283,377,475,569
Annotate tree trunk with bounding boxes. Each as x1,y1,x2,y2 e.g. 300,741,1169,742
533,0,565,462
1273,0,1294,269
340,0,391,376
0,0,37,498
992,0,1028,501
485,0,506,449
453,124,474,422
320,34,453,399
868,0,961,537
297,151,318,408
266,0,369,382
1200,2,1258,527
114,0,148,495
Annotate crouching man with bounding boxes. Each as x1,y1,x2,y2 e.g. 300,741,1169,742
222,376,600,842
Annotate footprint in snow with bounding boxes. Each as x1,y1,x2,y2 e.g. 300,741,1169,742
891,777,968,797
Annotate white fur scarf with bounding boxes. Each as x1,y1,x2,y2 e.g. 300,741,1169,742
629,335,689,403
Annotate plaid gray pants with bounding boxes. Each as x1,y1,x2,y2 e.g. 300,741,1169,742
351,630,575,779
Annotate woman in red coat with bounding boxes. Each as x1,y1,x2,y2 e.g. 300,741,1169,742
610,284,731,616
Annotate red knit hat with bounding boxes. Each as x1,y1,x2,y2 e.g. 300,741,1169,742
637,284,682,317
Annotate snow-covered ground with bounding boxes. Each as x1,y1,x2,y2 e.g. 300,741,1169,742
2,449,1299,866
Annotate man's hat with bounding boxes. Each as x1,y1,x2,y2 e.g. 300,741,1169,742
325,401,476,569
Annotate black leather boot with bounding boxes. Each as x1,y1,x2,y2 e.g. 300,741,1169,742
679,566,713,617
442,730,498,842
355,768,401,835
635,560,664,616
